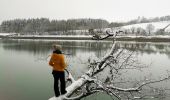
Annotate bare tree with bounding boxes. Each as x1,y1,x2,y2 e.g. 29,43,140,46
130,27,136,35
136,27,143,36
146,24,155,36
49,31,170,100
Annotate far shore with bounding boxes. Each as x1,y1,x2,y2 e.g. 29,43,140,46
1,35,170,42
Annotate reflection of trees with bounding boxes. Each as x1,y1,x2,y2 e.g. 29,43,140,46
1,40,112,58
3,39,170,59
2,39,51,56
115,42,170,56
155,44,164,50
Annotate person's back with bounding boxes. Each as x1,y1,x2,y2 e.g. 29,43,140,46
49,45,67,97
49,51,66,71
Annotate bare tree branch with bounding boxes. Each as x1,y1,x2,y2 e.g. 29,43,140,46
65,69,76,83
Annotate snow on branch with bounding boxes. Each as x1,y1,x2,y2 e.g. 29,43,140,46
90,29,123,40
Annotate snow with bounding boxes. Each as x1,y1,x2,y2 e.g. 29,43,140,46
121,21,170,32
48,74,90,100
0,33,17,36
19,35,91,38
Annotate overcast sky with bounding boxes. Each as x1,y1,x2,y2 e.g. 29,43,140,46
0,0,169,23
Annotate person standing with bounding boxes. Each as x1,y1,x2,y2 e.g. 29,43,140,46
49,45,67,97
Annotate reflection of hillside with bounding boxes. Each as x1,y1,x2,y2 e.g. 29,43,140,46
116,42,170,57
1,40,112,58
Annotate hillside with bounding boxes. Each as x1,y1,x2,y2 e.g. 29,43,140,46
121,21,170,32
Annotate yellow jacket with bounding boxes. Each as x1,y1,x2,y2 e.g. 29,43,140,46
49,54,67,71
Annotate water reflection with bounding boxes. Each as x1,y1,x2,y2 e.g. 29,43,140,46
116,41,170,58
1,39,170,100
1,39,113,58
3,40,170,57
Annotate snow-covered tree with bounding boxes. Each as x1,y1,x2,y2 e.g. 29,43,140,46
49,31,170,100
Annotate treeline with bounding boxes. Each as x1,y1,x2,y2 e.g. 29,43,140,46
127,15,170,25
0,18,109,33
0,15,170,34
109,15,170,27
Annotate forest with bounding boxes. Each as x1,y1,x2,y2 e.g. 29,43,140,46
0,15,170,34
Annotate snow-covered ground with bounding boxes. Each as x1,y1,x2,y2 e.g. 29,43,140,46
0,33,17,36
18,35,91,37
121,21,170,32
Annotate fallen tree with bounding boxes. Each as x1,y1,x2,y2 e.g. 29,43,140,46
49,31,170,100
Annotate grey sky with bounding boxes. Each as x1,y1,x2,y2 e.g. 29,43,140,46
0,0,169,23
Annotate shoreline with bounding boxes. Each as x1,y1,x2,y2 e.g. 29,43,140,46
1,35,170,42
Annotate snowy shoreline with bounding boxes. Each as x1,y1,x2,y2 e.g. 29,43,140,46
1,35,170,42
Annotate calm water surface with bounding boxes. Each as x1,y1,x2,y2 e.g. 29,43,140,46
0,39,170,100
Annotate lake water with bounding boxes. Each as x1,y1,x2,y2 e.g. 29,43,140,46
0,39,170,100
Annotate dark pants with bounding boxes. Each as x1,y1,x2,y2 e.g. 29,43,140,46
52,70,67,97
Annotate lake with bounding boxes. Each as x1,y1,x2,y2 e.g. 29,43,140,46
0,39,170,100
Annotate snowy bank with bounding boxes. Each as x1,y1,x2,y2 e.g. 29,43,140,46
1,34,170,42
0,33,17,36
121,21,170,32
